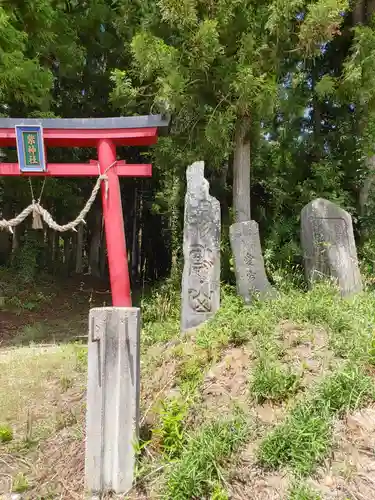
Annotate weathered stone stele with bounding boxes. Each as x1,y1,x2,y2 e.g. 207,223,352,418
181,161,220,331
301,198,363,296
230,220,275,304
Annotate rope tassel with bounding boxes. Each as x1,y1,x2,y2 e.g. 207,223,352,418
32,204,43,230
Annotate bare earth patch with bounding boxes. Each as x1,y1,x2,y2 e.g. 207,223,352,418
280,321,338,389
201,346,251,418
309,406,375,499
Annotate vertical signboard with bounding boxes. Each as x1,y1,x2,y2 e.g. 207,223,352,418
15,125,46,172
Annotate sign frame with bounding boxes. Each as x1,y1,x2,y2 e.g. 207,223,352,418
15,125,46,173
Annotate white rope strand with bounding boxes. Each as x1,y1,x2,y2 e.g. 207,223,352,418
0,160,116,232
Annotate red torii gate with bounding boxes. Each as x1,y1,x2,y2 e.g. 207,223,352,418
0,115,169,307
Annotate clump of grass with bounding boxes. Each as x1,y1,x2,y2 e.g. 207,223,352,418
211,483,229,500
74,345,87,372
251,359,301,403
13,472,29,492
258,363,374,475
0,423,13,442
177,353,208,395
164,415,249,499
315,363,374,415
60,375,73,391
369,331,375,365
13,322,49,345
153,398,188,460
289,481,322,500
258,403,331,475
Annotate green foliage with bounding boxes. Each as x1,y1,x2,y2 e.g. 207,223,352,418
164,416,249,499
153,398,188,460
13,472,29,493
251,359,301,403
258,363,374,474
289,482,322,500
11,233,45,283
211,484,229,500
0,423,13,443
177,355,206,394
298,0,349,56
258,403,331,475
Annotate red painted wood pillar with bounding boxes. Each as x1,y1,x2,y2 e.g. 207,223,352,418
98,138,132,307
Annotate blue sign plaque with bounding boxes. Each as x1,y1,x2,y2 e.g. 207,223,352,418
15,125,46,172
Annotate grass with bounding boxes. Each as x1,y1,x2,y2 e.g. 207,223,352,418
1,277,375,498
251,358,301,403
164,415,249,499
0,344,86,444
152,398,188,460
258,363,374,474
0,424,13,443
289,482,322,500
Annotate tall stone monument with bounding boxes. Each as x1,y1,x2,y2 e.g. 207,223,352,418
301,198,363,296
181,161,221,331
230,220,274,304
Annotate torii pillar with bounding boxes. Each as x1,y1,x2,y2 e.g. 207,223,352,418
0,114,169,495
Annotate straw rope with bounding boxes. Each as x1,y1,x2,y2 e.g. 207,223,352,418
0,161,114,233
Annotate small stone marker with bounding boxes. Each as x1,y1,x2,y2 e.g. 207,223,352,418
181,161,220,331
230,220,274,304
85,307,140,495
301,198,363,296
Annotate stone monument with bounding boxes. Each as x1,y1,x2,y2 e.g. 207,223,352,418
230,220,274,304
301,198,363,296
181,161,220,331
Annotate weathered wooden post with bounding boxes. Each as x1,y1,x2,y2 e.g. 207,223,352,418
85,307,140,494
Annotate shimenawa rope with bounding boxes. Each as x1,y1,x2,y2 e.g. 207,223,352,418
0,161,114,233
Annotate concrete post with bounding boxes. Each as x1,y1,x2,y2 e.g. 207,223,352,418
85,307,140,495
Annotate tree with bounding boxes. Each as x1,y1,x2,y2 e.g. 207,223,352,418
112,0,349,226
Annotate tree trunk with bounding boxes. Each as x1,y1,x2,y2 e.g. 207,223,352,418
99,228,107,279
89,208,102,278
63,235,72,273
233,116,251,223
131,186,139,283
353,0,366,23
75,222,84,274
0,203,12,265
354,0,375,233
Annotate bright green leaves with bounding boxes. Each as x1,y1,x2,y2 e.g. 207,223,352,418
232,66,277,116
298,0,349,56
0,6,52,107
131,32,178,81
343,22,375,105
158,0,198,28
110,69,140,110
315,74,336,98
266,0,305,38
154,71,187,113
189,20,223,72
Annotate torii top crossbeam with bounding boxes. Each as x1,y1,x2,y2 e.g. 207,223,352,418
0,114,170,306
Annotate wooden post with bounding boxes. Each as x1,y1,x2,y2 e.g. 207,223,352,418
97,139,132,306
85,307,140,494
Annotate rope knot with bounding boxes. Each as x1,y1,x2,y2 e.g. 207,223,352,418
32,202,43,230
